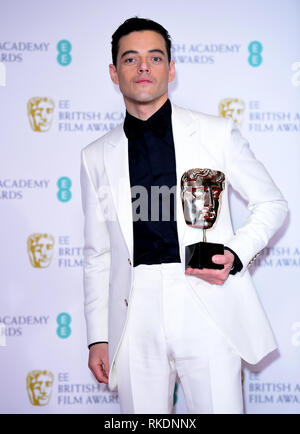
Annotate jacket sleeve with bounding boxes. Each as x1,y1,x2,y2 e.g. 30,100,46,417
80,148,110,346
224,120,288,276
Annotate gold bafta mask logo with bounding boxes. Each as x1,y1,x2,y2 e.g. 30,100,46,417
27,233,55,268
27,97,55,132
218,98,245,127
26,370,54,406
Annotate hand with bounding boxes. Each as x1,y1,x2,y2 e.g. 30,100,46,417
185,249,234,285
88,343,109,384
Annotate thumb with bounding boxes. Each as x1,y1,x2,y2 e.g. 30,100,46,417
212,254,225,264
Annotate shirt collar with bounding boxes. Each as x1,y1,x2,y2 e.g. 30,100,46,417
124,99,172,140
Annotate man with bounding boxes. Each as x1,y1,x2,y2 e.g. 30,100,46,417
80,17,288,413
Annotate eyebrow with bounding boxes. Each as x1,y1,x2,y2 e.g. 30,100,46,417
120,49,165,59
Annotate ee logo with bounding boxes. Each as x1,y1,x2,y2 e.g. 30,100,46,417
57,313,72,339
57,177,72,202
248,41,263,67
57,40,72,66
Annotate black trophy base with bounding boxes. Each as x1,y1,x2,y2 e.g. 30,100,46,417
185,241,224,270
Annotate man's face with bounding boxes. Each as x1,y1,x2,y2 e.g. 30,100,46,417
28,234,54,268
33,101,53,131
28,98,54,132
28,373,53,406
226,101,244,126
109,30,175,108
181,169,225,229
32,237,53,266
182,181,223,228
219,98,245,127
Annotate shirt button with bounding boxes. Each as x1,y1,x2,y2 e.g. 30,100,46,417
128,258,132,266
124,299,128,307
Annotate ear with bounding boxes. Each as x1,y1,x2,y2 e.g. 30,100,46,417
109,64,119,85
168,60,175,83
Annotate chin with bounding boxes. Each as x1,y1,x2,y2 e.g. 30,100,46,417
202,221,215,229
134,94,157,103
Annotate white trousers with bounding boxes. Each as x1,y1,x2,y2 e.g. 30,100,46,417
115,263,244,414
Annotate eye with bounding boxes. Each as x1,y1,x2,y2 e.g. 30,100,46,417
152,56,162,62
124,57,136,64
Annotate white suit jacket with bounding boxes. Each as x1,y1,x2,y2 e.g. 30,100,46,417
80,103,288,390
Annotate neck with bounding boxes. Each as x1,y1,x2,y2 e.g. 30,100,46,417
124,94,168,120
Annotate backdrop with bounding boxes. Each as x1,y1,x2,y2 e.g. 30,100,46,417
0,0,299,414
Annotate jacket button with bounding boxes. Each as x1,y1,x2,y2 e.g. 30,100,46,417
128,258,132,266
124,299,128,307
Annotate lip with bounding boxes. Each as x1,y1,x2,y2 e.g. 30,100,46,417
200,211,215,219
135,78,153,84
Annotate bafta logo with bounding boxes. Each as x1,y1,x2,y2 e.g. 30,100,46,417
27,97,55,132
219,98,245,127
27,233,55,268
26,370,54,406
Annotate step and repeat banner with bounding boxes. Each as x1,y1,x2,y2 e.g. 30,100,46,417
0,0,299,414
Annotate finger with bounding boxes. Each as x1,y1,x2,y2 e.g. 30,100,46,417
186,266,230,285
192,268,228,282
212,254,226,264
97,368,109,384
89,362,108,384
190,267,215,276
102,358,109,379
185,267,198,275
89,364,104,382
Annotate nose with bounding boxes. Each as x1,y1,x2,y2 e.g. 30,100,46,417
138,59,150,74
204,188,213,207
41,109,47,122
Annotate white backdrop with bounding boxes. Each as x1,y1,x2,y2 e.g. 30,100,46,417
0,0,299,414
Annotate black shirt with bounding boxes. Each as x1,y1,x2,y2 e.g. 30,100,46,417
124,99,181,267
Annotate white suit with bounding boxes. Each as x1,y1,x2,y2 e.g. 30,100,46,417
80,103,288,392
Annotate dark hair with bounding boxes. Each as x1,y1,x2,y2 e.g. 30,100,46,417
111,17,172,66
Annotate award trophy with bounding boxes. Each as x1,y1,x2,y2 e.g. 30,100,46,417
181,168,225,270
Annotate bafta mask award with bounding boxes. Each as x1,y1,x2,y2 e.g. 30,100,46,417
181,168,225,270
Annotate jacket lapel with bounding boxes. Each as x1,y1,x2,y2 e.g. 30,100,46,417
172,104,227,248
171,104,200,246
104,125,133,258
